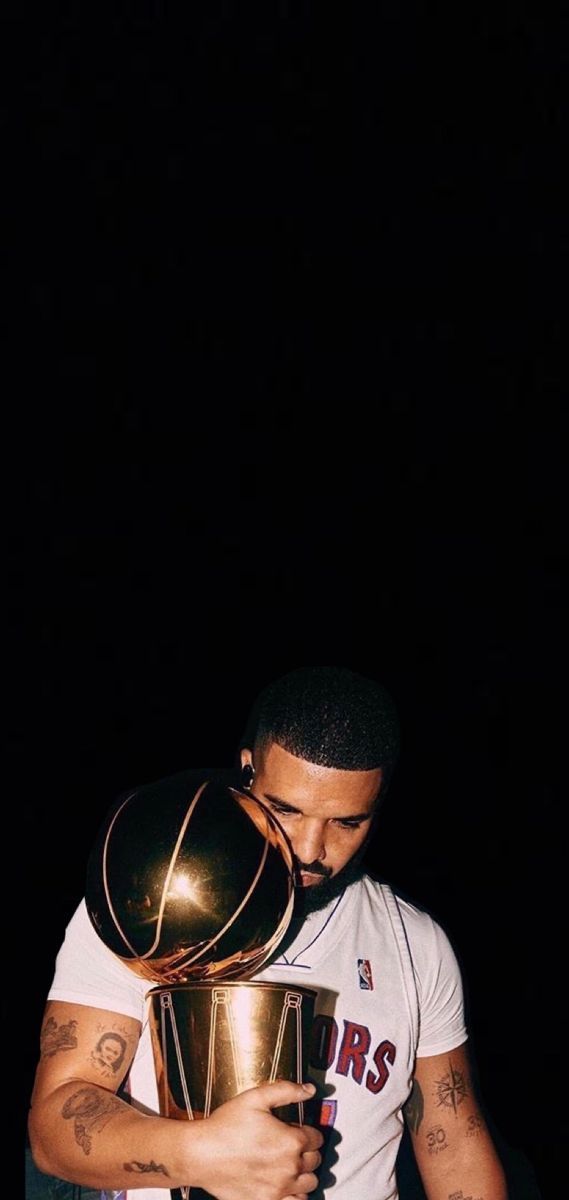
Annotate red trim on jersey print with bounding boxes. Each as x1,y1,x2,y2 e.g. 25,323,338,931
319,1098,338,1128
357,958,374,990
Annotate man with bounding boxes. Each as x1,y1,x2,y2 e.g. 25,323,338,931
28,666,507,1200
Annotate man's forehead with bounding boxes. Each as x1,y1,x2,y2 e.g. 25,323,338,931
257,739,382,779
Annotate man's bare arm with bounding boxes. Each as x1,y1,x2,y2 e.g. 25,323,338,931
29,1001,323,1200
404,1041,508,1200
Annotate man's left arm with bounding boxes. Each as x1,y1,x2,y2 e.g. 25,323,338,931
404,1040,508,1200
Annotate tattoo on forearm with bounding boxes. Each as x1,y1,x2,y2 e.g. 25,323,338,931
403,1079,424,1133
426,1124,448,1154
90,1026,128,1078
41,1016,78,1058
124,1160,170,1177
466,1112,485,1138
61,1087,123,1155
435,1059,468,1113
448,1192,483,1199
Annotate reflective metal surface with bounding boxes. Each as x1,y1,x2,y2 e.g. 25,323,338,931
148,981,317,1125
86,777,295,982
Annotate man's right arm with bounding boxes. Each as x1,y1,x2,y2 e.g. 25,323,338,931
28,1000,323,1200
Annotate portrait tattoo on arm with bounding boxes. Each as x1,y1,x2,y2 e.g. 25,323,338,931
403,1079,424,1134
90,1030,128,1078
40,1016,78,1058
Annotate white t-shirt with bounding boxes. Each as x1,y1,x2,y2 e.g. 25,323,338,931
48,876,467,1200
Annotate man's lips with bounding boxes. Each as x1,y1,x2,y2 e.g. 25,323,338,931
297,868,332,886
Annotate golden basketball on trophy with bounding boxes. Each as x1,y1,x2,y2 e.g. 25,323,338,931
85,774,316,1139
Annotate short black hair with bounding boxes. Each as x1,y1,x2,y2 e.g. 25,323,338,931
243,666,400,784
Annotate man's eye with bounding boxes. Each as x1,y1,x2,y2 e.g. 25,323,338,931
336,820,362,830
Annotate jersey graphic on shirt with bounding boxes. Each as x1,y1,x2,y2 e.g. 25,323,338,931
310,1013,396,1094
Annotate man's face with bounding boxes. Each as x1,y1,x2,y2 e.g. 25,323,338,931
242,742,382,911
99,1038,122,1066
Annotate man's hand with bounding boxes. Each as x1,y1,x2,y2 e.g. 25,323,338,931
191,1080,324,1200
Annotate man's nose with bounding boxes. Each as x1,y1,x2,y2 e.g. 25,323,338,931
293,820,326,865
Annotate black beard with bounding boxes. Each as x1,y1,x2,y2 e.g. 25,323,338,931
266,827,379,964
271,859,365,962
292,819,378,918
293,855,365,917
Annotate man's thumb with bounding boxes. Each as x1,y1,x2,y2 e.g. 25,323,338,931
243,1079,316,1110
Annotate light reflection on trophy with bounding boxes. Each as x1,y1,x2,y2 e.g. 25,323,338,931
86,776,316,1195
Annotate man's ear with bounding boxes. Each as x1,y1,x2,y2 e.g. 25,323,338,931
240,757,255,791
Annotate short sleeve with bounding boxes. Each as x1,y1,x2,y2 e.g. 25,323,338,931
405,907,468,1058
48,899,148,1023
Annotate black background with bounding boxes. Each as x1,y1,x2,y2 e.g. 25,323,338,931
12,5,564,1198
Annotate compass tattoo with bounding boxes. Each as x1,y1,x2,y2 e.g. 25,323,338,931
435,1059,468,1114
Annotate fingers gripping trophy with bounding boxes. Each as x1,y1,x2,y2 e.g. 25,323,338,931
85,776,317,1198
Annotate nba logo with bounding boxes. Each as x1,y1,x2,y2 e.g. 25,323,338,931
357,958,374,990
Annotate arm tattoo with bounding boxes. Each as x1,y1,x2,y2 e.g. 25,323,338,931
61,1087,123,1155
90,1028,128,1078
41,1016,78,1058
435,1059,468,1113
403,1079,424,1133
124,1161,170,1177
466,1112,485,1138
426,1124,448,1154
448,1192,484,1199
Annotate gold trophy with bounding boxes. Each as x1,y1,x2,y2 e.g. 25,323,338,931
86,775,316,1197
